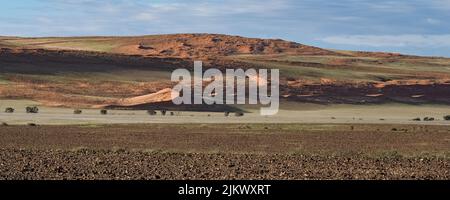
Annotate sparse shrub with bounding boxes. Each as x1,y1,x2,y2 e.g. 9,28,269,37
147,110,157,115
4,107,14,113
73,109,82,114
112,148,127,153
100,109,108,115
286,77,296,82
224,111,230,117
444,115,450,121
160,110,167,116
380,151,403,159
138,42,154,50
379,118,385,121
238,125,251,129
1,122,8,126
331,117,336,119
423,117,435,121
170,112,174,116
27,123,37,126
391,128,398,131
235,112,244,117
211,38,222,43
412,117,421,121
26,106,39,113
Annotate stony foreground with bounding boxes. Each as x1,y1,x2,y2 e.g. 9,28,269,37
0,149,449,180
0,124,449,180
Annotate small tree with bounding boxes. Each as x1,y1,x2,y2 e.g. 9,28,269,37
424,117,435,121
100,109,108,115
26,106,39,113
147,110,157,115
235,112,244,117
4,107,14,113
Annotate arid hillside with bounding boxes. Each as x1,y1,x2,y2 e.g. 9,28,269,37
0,34,336,59
1,34,449,109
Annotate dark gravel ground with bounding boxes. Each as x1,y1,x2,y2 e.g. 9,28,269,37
0,124,449,180
0,149,448,180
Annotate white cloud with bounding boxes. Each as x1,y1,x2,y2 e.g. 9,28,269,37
426,18,441,25
359,1,417,13
330,16,363,21
134,13,159,21
430,0,450,9
150,3,183,12
321,34,450,47
172,0,289,17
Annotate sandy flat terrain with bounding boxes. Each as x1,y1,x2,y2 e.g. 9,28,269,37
1,100,449,125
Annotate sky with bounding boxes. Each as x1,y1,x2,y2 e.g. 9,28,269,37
0,0,450,57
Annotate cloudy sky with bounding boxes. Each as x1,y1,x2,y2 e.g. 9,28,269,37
1,0,450,57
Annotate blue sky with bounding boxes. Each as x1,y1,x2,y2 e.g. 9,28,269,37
1,0,450,57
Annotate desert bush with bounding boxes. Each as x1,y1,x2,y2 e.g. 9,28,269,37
147,110,157,115
224,111,230,117
286,77,296,81
100,109,108,115
412,117,421,121
423,117,435,121
380,151,403,159
4,107,15,113
170,112,174,116
444,115,450,121
138,43,154,50
160,110,167,116
235,112,244,117
26,106,39,113
73,109,82,114
27,123,37,126
1,122,8,126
